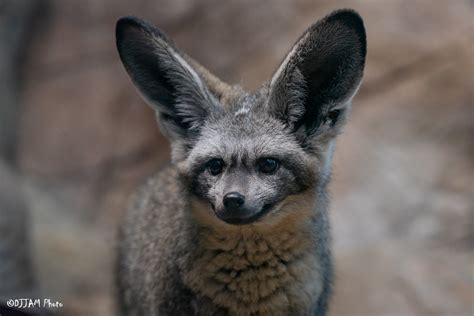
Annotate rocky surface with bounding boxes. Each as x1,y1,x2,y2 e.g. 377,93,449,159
1,0,472,315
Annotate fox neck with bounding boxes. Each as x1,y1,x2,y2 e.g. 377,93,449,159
183,188,327,314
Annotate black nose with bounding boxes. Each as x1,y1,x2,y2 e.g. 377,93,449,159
223,192,245,209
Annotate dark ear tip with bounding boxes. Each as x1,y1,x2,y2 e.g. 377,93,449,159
116,15,144,28
326,9,364,26
116,16,143,44
325,9,366,54
116,16,149,39
115,16,170,46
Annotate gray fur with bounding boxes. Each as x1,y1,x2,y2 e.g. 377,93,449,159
116,8,366,316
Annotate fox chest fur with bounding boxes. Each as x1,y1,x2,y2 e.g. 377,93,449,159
183,205,324,315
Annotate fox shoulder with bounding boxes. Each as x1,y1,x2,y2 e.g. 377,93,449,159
117,166,196,314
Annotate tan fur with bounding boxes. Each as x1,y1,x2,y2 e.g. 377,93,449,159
184,191,323,315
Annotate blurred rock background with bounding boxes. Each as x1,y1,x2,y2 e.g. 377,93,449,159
0,0,472,315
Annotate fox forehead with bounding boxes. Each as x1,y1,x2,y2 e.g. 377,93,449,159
186,114,306,164
215,85,266,112
231,91,263,116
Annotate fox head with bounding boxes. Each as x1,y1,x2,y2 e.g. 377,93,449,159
116,9,366,227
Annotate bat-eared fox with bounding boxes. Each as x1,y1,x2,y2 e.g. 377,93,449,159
116,8,366,316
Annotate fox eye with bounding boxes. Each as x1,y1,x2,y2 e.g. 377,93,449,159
258,158,279,174
207,159,224,176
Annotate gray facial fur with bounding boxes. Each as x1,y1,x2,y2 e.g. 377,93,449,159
179,92,320,223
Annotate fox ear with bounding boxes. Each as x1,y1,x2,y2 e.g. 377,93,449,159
268,9,366,144
116,16,220,141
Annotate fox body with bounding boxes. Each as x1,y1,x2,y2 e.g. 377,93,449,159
116,9,366,316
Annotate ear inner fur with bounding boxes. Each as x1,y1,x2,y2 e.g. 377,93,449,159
266,9,366,145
